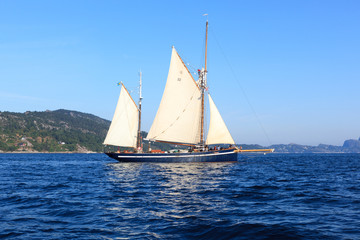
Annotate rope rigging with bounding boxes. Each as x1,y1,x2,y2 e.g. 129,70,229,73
210,26,273,146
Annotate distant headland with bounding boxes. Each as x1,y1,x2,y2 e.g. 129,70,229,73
240,138,360,153
0,109,359,153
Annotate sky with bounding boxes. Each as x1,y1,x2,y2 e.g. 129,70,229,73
1,0,359,146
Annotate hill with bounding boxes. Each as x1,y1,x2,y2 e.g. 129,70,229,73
0,109,182,153
0,109,110,153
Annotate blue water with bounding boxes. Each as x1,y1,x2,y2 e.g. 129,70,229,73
0,153,359,239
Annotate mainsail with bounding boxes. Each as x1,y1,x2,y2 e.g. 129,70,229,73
103,84,139,148
146,47,202,144
206,94,235,145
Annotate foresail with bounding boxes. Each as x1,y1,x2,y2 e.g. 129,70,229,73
103,84,139,148
206,94,235,145
146,47,202,144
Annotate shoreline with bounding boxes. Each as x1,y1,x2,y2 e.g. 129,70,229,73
0,151,99,154
0,151,358,154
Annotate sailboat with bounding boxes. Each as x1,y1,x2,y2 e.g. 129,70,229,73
104,20,273,162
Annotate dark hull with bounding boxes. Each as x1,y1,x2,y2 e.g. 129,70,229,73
105,149,238,163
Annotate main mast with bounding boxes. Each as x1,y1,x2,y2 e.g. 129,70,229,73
137,71,143,151
199,19,208,147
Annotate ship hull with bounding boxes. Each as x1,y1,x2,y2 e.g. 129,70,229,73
105,149,238,163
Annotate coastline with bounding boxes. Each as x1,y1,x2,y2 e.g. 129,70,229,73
0,151,98,154
1,151,359,154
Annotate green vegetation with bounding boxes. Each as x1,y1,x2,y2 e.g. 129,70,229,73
0,109,180,153
0,109,110,152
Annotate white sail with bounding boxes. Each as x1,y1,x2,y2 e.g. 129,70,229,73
146,47,202,144
206,94,235,145
103,84,139,148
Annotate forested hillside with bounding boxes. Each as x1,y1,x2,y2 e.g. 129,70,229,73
0,109,179,153
0,109,110,152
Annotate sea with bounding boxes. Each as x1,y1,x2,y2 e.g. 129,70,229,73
0,153,359,240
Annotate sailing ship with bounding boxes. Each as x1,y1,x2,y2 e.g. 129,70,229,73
104,20,273,162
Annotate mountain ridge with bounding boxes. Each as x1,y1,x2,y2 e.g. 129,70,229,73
239,138,360,153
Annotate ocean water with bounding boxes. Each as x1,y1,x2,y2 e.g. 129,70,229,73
0,153,359,239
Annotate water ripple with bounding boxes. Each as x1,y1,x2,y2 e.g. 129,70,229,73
0,153,359,239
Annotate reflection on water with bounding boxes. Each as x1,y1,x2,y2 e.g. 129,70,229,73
108,162,236,192
105,162,237,228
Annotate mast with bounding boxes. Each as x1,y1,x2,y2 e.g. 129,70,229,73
137,71,143,151
200,19,208,146
205,19,208,73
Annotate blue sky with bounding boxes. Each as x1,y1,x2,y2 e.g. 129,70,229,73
1,0,359,146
